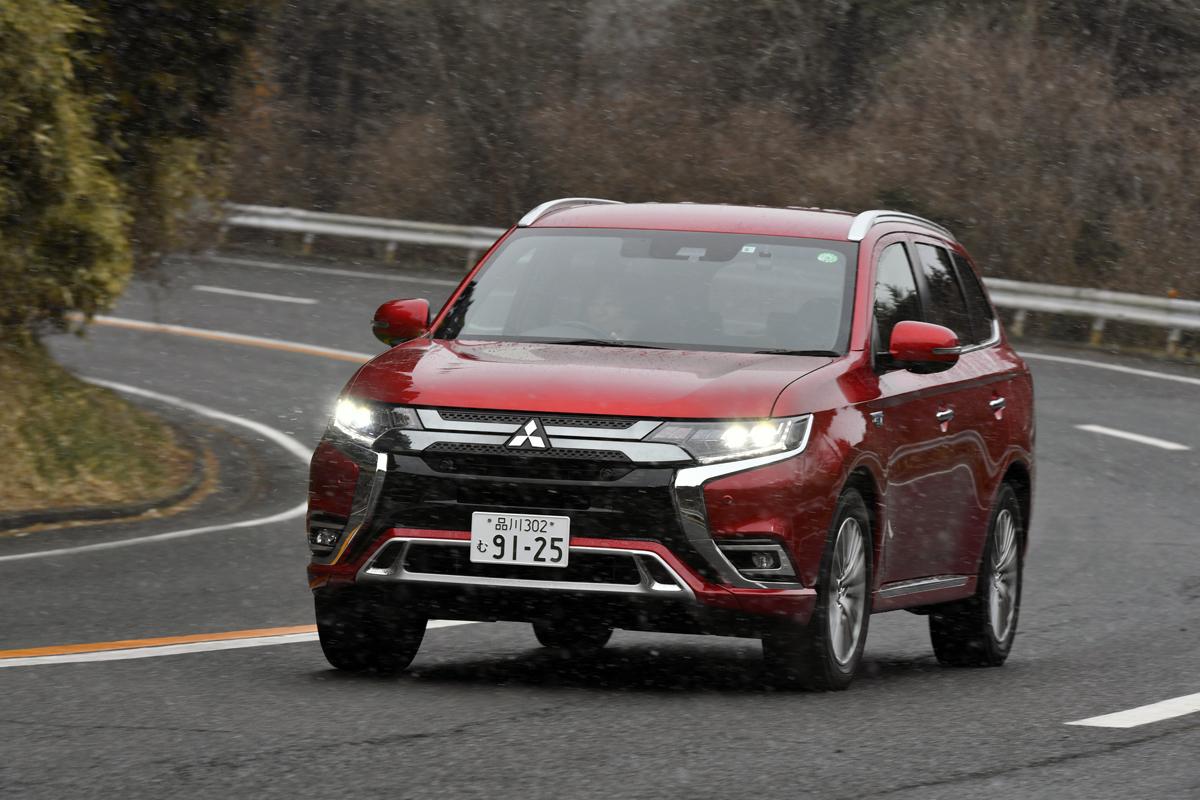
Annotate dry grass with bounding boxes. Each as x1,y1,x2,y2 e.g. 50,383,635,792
0,342,194,514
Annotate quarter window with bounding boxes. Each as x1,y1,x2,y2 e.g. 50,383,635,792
915,243,972,343
951,252,996,344
873,243,922,351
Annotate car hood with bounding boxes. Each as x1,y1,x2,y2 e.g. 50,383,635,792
347,340,833,419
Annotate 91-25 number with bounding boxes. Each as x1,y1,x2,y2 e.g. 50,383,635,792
491,534,564,563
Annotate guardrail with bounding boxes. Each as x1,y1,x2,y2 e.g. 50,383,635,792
219,204,1198,355
220,204,505,266
985,279,1200,354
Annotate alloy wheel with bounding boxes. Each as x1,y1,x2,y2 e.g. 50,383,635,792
988,508,1019,641
828,516,867,666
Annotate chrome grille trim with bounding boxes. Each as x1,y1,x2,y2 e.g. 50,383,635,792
437,410,639,430
416,409,663,441
357,538,695,599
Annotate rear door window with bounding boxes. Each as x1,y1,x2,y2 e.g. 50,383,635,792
915,243,972,344
951,252,996,344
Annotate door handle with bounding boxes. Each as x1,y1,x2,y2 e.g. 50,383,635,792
989,397,1007,411
935,408,955,423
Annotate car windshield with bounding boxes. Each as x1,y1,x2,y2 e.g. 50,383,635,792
436,229,857,354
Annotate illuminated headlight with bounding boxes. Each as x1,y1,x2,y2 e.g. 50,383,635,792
332,398,421,443
647,415,811,464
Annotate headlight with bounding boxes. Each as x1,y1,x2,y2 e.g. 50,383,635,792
332,398,421,443
646,415,811,464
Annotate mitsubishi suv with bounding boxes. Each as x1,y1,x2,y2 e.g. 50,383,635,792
306,199,1034,690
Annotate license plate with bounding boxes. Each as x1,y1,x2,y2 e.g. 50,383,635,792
470,512,570,567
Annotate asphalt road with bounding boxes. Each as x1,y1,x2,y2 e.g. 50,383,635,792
1,250,1197,799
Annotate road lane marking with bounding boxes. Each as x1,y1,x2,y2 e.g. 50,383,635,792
1022,351,1200,388
200,254,461,286
1067,692,1200,728
0,380,310,563
1075,424,1190,451
192,284,318,305
0,621,476,668
92,315,373,364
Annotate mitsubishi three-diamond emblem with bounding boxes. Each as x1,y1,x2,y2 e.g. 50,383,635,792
506,418,549,449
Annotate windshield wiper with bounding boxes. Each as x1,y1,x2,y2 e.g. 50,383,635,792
547,339,672,350
752,348,839,356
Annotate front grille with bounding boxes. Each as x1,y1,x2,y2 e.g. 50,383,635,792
368,456,720,583
421,447,633,481
425,442,630,461
436,409,638,429
379,460,678,537
402,542,641,585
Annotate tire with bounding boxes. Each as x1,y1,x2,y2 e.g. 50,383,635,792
929,483,1023,667
314,587,427,673
532,619,613,656
762,488,872,691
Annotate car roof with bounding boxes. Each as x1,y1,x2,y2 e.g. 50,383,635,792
528,202,858,241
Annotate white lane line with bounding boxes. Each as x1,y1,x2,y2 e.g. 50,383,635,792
1075,424,1190,451
93,315,374,363
1067,692,1200,728
192,284,317,305
0,621,476,668
1022,351,1200,388
0,380,310,563
200,254,461,287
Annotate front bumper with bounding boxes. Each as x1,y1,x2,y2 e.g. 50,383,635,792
306,412,821,628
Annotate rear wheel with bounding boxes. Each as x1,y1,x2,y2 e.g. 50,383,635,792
929,483,1023,666
532,619,613,656
762,489,872,690
315,587,427,673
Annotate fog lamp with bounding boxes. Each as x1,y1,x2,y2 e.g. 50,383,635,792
751,551,776,570
310,528,341,550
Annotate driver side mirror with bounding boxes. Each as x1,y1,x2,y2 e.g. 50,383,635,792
888,320,961,373
372,298,430,346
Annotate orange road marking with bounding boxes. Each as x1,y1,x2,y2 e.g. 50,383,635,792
88,315,372,364
0,624,317,660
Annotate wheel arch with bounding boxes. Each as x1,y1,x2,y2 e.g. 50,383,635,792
1000,459,1033,554
842,464,883,583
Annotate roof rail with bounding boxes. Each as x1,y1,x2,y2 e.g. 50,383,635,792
847,210,955,242
517,197,623,227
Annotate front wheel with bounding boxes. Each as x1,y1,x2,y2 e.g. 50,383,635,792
929,483,1023,666
762,489,872,690
315,587,427,673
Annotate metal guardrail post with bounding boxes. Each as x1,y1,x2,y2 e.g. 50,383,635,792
1089,317,1106,346
1167,328,1183,356
1011,309,1027,337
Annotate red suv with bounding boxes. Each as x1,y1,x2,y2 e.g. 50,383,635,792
307,199,1034,690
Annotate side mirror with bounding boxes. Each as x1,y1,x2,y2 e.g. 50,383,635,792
372,298,430,346
888,320,961,373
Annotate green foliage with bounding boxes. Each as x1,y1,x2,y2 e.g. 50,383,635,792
69,0,260,269
0,0,128,340
0,0,259,340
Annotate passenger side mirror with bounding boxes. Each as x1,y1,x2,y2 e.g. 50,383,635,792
888,320,961,373
372,298,430,345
